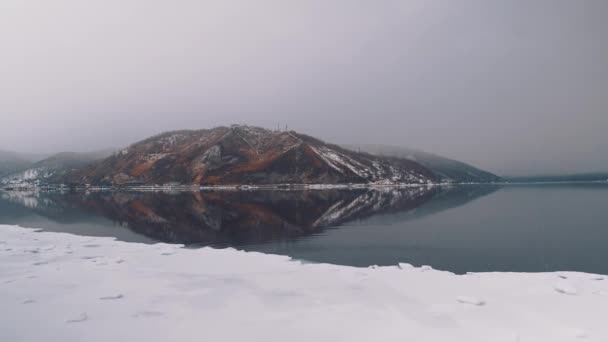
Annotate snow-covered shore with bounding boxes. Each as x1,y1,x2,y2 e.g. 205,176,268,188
1,225,607,342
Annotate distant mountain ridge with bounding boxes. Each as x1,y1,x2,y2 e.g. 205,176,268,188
62,125,437,186
0,150,33,178
343,144,501,183
505,173,608,183
1,150,115,185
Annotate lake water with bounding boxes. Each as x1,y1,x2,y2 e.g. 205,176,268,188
1,184,607,274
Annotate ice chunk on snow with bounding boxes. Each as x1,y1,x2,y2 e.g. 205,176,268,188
398,263,414,270
456,296,486,306
100,294,124,300
66,313,88,323
554,282,578,295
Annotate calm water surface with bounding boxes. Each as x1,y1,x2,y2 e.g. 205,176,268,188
1,184,607,274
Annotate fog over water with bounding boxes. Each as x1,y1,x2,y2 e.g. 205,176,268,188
1,1,607,176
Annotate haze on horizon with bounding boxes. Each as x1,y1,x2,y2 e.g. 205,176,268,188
1,0,607,176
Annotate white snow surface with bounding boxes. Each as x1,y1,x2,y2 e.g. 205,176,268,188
1,225,608,342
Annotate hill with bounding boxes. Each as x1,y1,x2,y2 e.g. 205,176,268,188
62,125,437,186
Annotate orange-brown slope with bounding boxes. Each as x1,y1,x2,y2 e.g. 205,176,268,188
63,125,437,186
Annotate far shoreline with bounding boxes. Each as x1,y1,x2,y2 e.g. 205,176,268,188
3,180,607,193
1,181,497,192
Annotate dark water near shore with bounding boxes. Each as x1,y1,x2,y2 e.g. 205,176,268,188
1,184,608,274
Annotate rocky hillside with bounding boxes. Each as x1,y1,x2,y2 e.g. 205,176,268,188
344,144,501,183
64,125,437,186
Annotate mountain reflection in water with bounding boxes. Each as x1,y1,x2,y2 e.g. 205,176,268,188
0,186,497,247
5,184,608,274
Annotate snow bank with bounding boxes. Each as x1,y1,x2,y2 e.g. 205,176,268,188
1,225,607,342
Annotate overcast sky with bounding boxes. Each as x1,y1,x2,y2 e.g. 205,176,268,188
1,0,607,176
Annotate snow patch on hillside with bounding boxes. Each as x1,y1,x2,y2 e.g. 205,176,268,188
0,167,54,185
309,146,430,184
